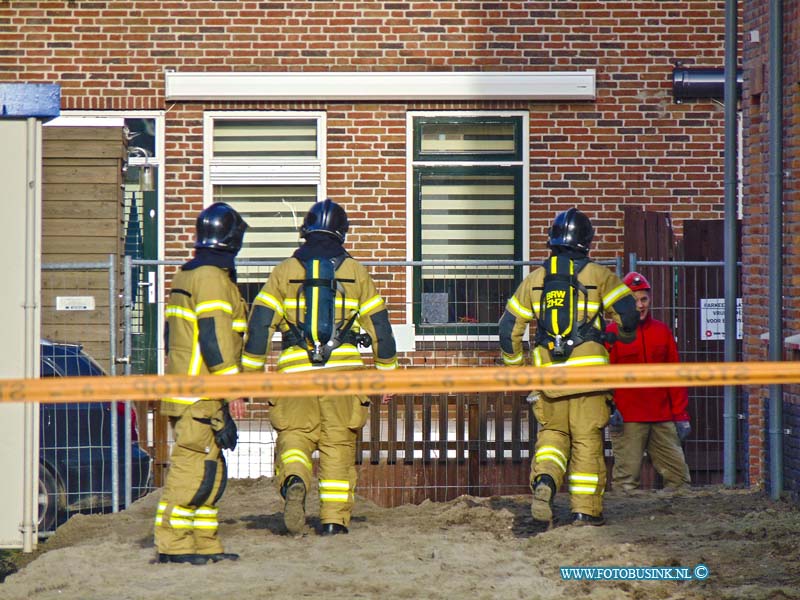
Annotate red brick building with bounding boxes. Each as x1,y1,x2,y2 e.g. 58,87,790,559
18,2,800,494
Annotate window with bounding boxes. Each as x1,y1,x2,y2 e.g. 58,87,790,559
205,112,326,299
411,114,527,335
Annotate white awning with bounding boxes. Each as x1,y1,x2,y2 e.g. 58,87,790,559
165,70,596,102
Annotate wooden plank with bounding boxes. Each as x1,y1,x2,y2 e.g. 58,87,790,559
42,270,111,289
43,165,121,185
456,394,465,463
512,393,522,463
41,307,111,325
44,140,127,159
438,395,448,464
404,395,414,465
422,395,432,464
44,126,126,143
387,395,397,465
43,236,122,255
43,218,120,237
369,397,380,465
467,400,479,495
494,394,504,463
44,188,122,208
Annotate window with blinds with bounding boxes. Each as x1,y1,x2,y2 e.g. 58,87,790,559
206,113,325,291
412,115,524,334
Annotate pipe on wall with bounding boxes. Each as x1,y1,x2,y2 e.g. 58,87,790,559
672,66,743,102
768,0,784,500
722,0,739,488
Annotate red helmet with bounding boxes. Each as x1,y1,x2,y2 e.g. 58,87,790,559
623,271,651,292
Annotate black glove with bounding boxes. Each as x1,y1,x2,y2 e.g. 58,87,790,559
675,421,691,442
603,331,618,345
211,403,238,451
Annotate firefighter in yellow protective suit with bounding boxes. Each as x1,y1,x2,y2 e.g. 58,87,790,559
498,208,639,526
154,202,249,565
243,198,398,536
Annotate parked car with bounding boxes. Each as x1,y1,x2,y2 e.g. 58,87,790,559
38,339,153,532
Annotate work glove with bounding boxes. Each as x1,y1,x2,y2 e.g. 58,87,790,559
526,391,542,405
608,408,624,435
602,331,618,346
210,403,238,451
675,420,692,442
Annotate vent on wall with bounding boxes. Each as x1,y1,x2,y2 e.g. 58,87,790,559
672,66,743,102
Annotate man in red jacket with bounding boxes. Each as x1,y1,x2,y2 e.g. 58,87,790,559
606,272,691,493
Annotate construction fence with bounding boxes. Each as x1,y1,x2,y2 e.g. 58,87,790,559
35,256,745,531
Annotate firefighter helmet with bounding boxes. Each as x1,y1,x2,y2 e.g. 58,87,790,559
300,198,349,242
195,202,248,254
623,271,651,292
547,208,594,254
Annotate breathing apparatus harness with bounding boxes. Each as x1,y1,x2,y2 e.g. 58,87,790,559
285,254,372,365
533,255,605,360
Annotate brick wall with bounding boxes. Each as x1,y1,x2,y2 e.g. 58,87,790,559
3,1,729,257
742,0,800,492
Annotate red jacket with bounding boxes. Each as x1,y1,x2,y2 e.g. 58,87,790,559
606,315,690,423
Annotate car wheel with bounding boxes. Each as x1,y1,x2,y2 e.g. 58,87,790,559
38,464,61,533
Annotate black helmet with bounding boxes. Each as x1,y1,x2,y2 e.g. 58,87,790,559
195,202,248,254
547,208,594,254
299,198,349,242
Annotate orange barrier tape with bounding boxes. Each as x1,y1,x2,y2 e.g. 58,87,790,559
0,362,798,404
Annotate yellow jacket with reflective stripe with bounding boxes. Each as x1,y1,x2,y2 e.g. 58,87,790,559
503,259,631,398
243,256,398,374
162,265,248,414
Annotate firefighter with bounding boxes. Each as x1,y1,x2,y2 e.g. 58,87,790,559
243,198,398,536
498,208,639,526
154,202,249,565
606,271,692,492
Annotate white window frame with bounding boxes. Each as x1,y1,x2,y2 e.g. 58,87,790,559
203,111,327,203
406,110,530,341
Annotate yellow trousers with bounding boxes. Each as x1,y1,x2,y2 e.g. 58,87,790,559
154,401,227,555
270,394,369,527
530,392,610,516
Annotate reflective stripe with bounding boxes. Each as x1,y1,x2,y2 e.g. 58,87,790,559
535,445,568,472
375,358,399,371
281,449,313,470
534,349,608,368
284,298,359,311
162,396,201,405
256,291,285,316
602,283,631,307
320,493,349,502
360,295,384,316
196,300,233,315
319,480,350,490
242,354,265,369
309,260,321,345
232,318,247,332
165,305,197,322
193,505,219,530
319,480,351,503
280,360,364,374
155,503,196,529
569,472,599,494
569,472,599,483
213,365,239,375
503,352,523,365
508,295,533,320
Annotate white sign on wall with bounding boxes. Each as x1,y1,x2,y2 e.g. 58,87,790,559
700,298,742,341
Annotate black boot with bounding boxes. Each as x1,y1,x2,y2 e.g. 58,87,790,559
571,512,606,526
320,523,348,536
281,475,307,535
530,474,557,523
206,553,240,562
157,553,210,565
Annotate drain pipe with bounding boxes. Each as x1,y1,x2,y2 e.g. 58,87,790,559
722,0,738,488
767,0,784,499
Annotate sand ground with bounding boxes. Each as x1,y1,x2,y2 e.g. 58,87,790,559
2,479,799,600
